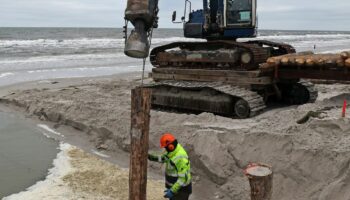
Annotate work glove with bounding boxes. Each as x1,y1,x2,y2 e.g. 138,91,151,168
163,189,174,199
148,153,169,162
148,153,158,161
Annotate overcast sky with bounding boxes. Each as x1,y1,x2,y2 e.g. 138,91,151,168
0,0,349,31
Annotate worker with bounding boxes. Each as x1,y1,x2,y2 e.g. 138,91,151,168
148,133,192,200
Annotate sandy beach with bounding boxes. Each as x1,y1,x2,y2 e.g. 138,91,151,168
0,71,349,199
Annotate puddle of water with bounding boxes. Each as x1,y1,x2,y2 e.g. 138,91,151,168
0,111,59,198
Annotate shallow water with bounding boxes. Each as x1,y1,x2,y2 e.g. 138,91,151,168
0,111,59,198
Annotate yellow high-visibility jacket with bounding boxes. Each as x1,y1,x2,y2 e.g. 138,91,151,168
149,144,192,193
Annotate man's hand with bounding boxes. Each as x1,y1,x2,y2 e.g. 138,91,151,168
148,153,157,161
163,189,174,199
148,153,168,162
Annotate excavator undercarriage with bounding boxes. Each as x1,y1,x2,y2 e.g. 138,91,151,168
145,40,325,119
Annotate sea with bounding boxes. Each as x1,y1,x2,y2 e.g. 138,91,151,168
1,27,350,198
1,28,350,86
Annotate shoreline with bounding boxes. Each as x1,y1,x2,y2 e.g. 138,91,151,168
0,72,166,199
0,73,350,199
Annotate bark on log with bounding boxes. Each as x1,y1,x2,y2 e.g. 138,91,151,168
296,58,305,66
266,57,280,66
245,163,273,200
306,58,315,67
336,59,345,67
263,53,348,70
259,63,275,72
129,87,152,200
281,57,290,65
317,58,326,66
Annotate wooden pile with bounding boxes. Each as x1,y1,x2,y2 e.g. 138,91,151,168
260,51,350,72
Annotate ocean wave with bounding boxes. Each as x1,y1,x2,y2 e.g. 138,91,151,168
0,53,125,64
0,38,124,49
1,34,349,50
255,34,350,41
0,37,197,49
321,48,350,53
0,72,14,78
0,37,197,48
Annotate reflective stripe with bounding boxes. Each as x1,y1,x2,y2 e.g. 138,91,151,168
177,179,185,186
177,179,191,187
178,173,186,177
172,155,188,162
166,172,178,177
165,181,174,186
158,155,162,162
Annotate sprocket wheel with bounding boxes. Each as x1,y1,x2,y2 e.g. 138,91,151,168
288,83,310,104
234,99,251,119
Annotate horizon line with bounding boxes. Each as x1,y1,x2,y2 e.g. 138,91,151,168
1,27,350,32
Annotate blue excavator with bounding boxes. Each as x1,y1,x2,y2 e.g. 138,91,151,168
123,0,318,118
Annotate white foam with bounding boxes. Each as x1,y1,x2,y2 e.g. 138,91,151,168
255,34,350,41
0,38,125,48
0,72,14,78
0,37,203,50
321,49,350,53
3,143,73,200
40,132,52,139
91,149,110,158
0,53,124,64
37,124,63,137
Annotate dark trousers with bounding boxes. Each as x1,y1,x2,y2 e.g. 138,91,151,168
170,191,190,200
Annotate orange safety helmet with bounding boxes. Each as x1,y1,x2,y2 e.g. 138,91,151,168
160,133,176,148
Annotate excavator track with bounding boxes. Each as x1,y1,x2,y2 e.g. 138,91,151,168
279,80,318,104
150,40,295,70
297,80,318,103
247,40,296,55
150,41,270,70
146,81,266,118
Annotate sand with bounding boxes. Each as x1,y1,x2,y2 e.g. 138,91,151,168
4,143,164,200
1,73,350,200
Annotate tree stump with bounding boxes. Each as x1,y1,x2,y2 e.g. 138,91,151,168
244,163,273,200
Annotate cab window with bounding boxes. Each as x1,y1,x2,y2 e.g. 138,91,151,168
226,0,252,25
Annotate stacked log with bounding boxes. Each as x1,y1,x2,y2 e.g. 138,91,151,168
346,58,350,68
341,51,350,60
261,51,350,72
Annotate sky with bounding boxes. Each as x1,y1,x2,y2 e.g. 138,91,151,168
0,0,349,31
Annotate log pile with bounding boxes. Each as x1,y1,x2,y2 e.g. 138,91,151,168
260,51,350,72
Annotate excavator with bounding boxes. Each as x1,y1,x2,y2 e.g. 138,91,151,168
123,0,350,118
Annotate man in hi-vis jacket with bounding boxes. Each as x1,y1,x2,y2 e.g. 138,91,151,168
148,133,192,200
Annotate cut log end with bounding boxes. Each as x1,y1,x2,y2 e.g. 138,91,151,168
345,58,350,68
245,163,273,200
246,165,273,177
341,51,350,60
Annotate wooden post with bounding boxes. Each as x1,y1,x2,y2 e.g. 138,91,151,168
244,163,273,200
129,87,152,200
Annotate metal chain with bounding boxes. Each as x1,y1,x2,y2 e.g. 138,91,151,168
141,25,155,86
140,3,158,86
141,57,146,85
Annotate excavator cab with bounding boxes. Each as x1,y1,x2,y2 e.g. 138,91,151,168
182,0,257,39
